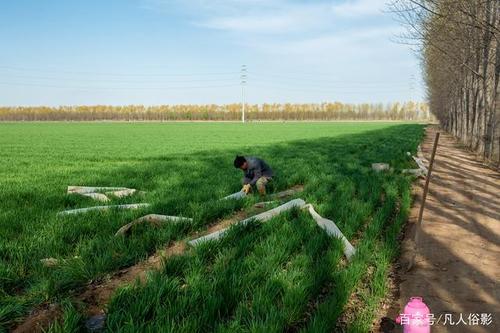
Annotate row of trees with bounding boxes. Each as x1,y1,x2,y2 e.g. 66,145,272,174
0,102,431,121
392,0,499,164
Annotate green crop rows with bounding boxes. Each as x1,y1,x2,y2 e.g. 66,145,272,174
0,122,424,332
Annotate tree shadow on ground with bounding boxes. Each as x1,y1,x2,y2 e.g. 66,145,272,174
384,129,499,333
3,124,425,331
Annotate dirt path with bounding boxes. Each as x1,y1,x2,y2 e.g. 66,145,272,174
386,126,500,332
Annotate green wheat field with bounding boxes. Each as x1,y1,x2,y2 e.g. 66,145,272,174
0,122,424,332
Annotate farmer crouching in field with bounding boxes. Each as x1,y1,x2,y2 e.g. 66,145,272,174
234,155,273,195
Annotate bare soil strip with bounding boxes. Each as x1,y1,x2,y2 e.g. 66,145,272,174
381,126,500,333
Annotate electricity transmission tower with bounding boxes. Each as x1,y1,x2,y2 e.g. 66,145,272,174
241,65,247,123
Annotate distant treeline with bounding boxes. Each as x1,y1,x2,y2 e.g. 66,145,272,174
0,102,431,121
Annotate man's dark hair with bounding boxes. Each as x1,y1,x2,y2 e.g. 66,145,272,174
234,155,246,168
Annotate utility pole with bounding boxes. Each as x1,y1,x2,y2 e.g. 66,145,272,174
241,65,247,123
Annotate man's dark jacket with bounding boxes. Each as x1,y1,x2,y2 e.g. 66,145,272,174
242,156,273,185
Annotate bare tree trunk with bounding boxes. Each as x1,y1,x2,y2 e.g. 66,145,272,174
390,0,499,164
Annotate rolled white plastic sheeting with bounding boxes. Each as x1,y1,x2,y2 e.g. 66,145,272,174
106,188,137,198
188,199,306,246
57,203,151,216
115,214,192,236
417,145,428,162
371,163,390,172
40,256,80,268
67,186,139,201
404,148,428,177
412,156,428,175
402,168,426,177
40,258,59,267
222,190,247,200
303,204,356,261
222,186,304,201
402,158,427,177
188,199,355,261
80,192,110,202
67,186,129,194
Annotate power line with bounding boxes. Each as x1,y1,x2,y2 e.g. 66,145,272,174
248,82,412,94
248,79,412,91
0,65,417,100
0,74,239,84
0,66,239,77
0,72,407,89
0,66,416,85
250,71,411,85
0,81,240,91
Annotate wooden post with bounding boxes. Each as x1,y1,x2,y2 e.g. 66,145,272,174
414,132,440,246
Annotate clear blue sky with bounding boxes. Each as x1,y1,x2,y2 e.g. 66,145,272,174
0,0,424,106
